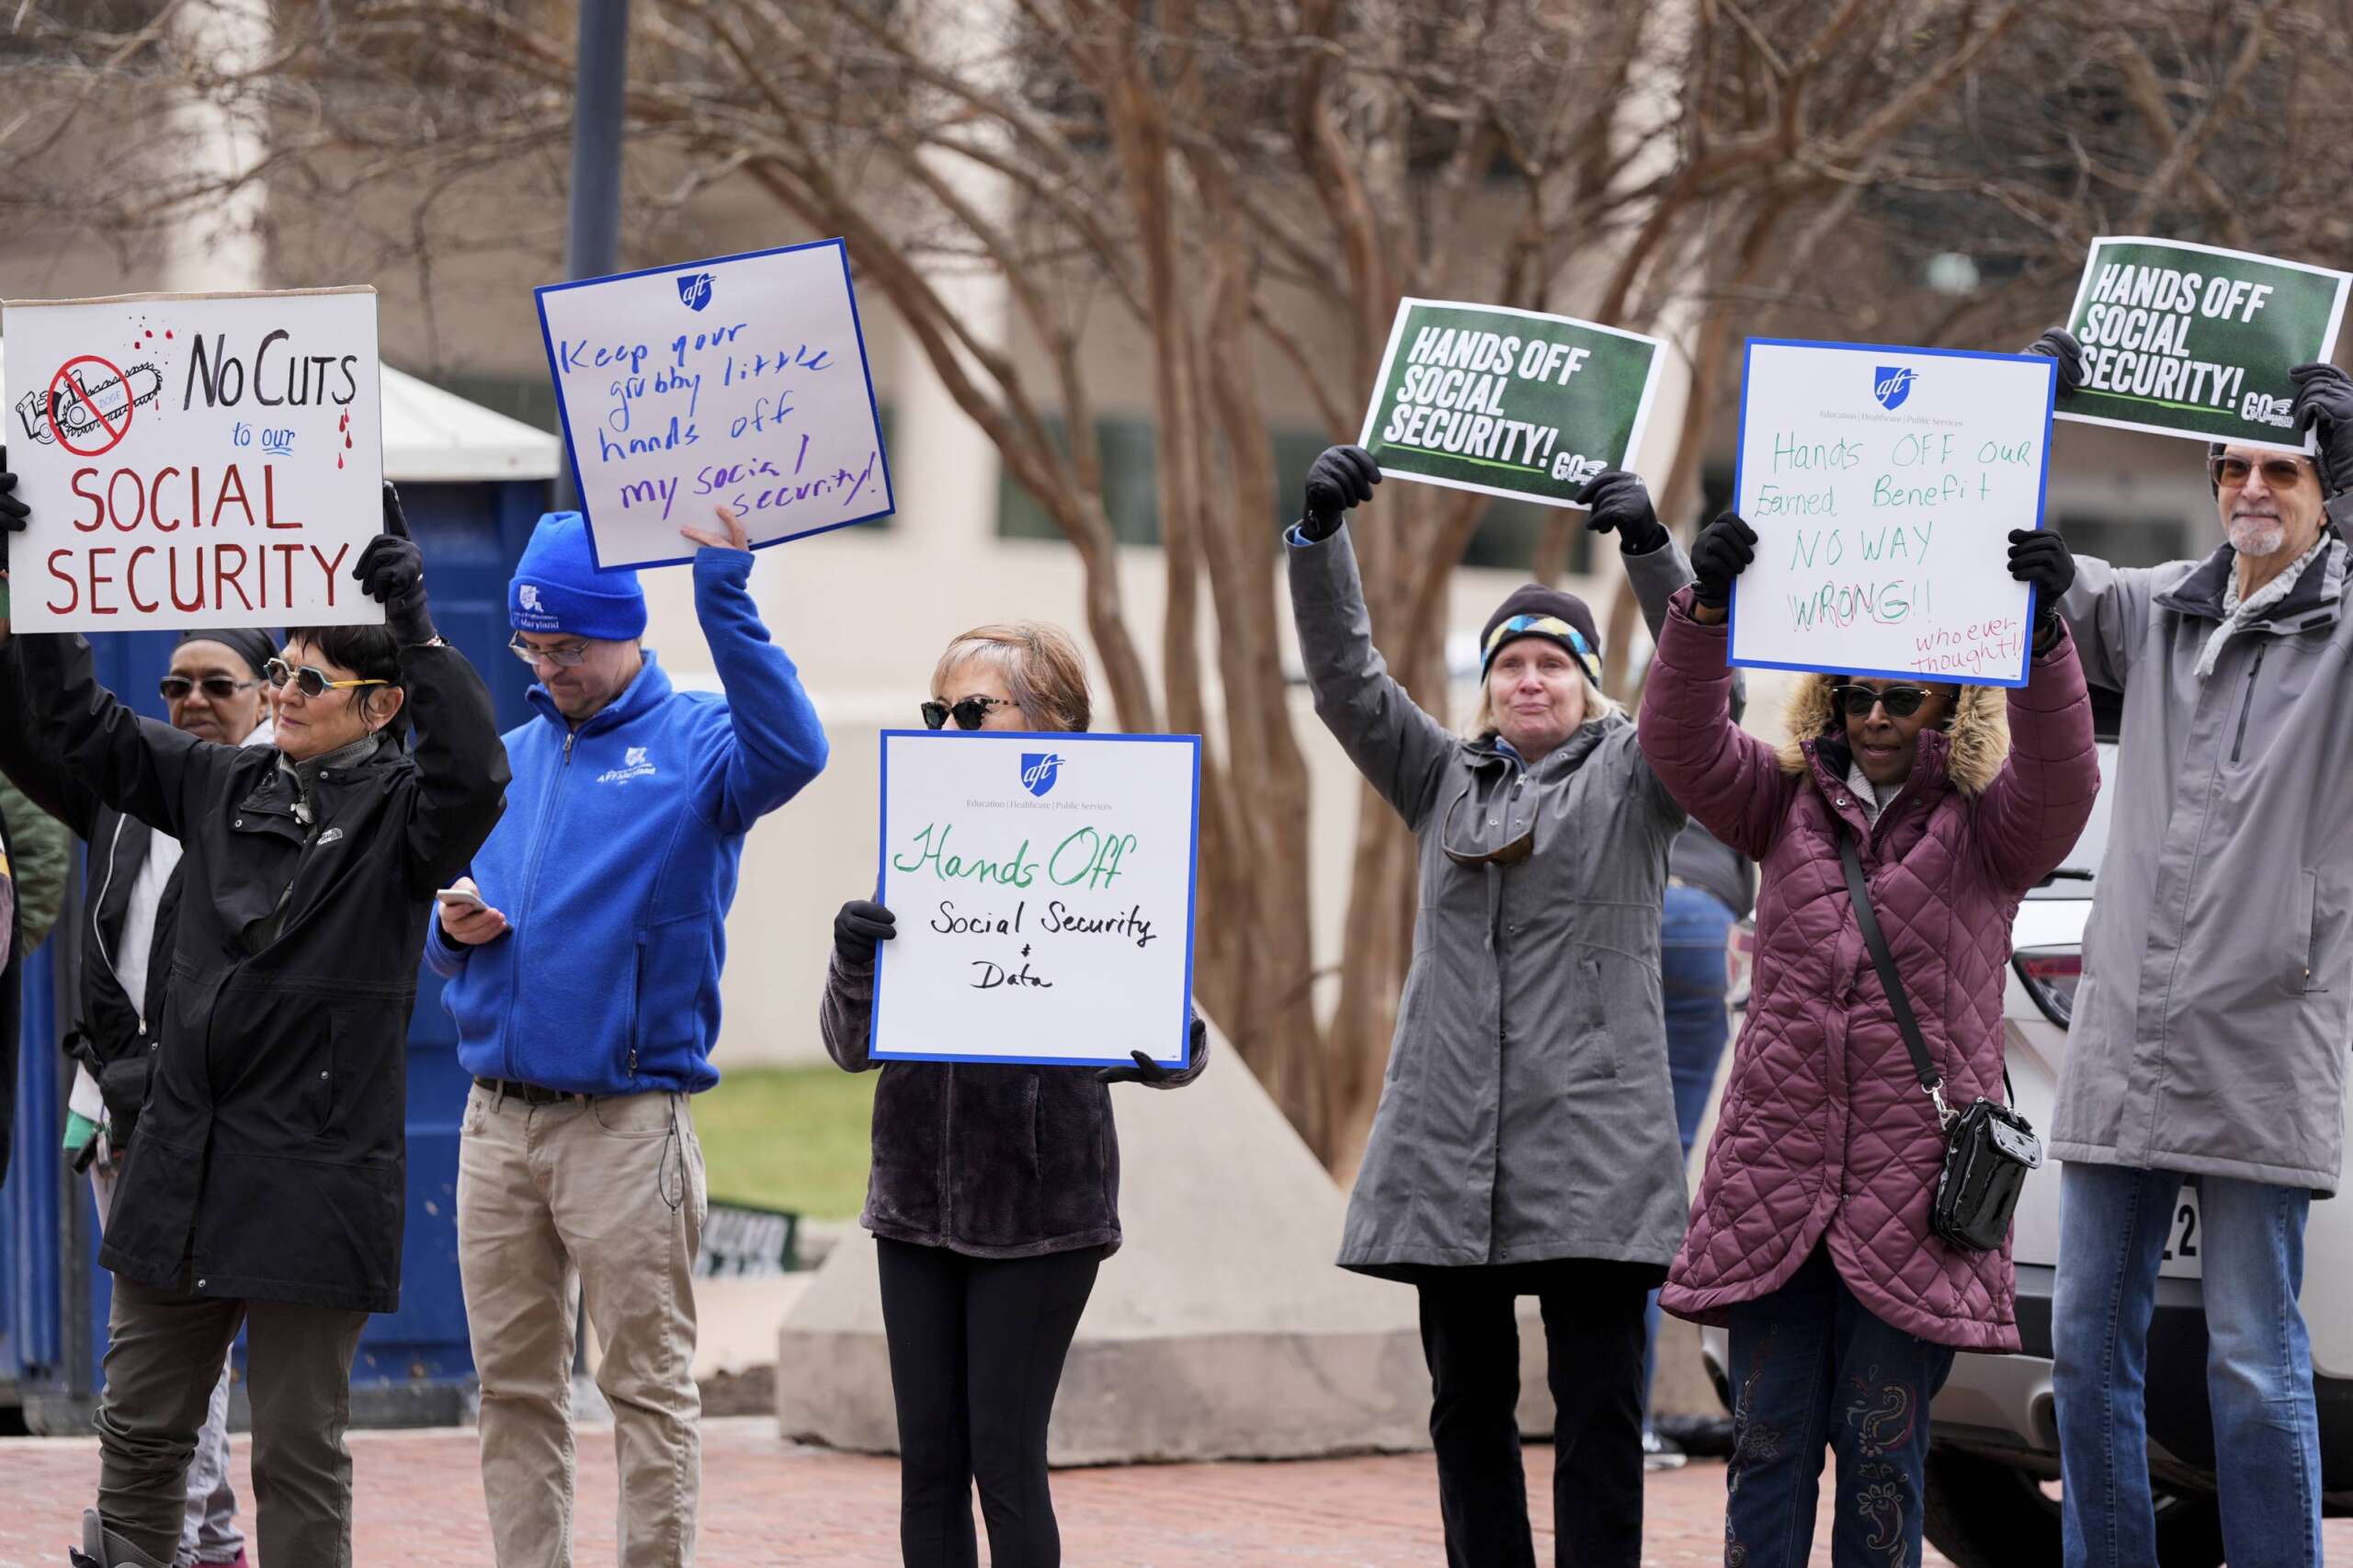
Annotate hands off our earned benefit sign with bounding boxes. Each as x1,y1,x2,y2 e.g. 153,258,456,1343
2059,236,2350,450
1358,299,1664,507
3,287,383,633
536,239,893,569
1727,341,2054,688
870,732,1200,1069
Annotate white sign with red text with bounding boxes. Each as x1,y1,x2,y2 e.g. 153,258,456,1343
3,286,385,632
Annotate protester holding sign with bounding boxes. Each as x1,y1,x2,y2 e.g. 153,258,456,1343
822,619,1209,1568
1284,446,1696,1568
425,502,826,1568
2023,327,2353,1568
0,622,277,1568
0,472,508,1568
1639,506,2095,1566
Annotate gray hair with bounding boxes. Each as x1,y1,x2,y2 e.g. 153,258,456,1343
932,621,1093,733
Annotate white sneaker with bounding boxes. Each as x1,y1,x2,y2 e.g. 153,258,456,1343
1642,1427,1688,1471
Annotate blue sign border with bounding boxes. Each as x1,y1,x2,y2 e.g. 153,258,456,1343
1726,337,2056,690
533,236,897,573
868,728,1203,1070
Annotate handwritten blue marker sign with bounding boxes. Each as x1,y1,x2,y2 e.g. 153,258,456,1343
535,239,894,569
1726,338,2055,688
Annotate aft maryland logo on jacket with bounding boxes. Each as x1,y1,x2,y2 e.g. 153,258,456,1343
596,744,657,786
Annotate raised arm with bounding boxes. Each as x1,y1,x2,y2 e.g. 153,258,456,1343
679,506,828,835
0,667,102,838
1974,626,2100,892
1285,448,1458,829
395,643,510,894
4,633,219,841
1979,532,2101,891
350,483,512,893
1638,587,1790,864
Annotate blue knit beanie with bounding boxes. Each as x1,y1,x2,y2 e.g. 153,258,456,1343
510,512,647,640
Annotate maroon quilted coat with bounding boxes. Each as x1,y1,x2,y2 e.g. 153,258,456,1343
1638,589,2098,1349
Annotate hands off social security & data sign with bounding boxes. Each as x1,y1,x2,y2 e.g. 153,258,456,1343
870,732,1200,1070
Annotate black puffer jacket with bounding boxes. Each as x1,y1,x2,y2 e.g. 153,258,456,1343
2,632,507,1312
819,949,1208,1258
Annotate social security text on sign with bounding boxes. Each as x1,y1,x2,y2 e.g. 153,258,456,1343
1358,299,1664,508
536,239,894,569
871,730,1200,1069
2059,235,2350,450
1727,339,2055,688
2,286,385,632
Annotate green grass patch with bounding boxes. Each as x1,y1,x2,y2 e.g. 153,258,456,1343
695,1064,876,1221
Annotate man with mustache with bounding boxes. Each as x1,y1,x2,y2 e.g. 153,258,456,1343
2020,327,2350,1568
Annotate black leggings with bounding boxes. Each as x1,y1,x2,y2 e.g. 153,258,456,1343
875,1237,1103,1568
1415,1259,1655,1568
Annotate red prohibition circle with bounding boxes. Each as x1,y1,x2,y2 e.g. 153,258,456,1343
46,355,133,458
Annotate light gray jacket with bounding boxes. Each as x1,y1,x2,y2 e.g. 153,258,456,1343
1290,525,1695,1272
2055,520,2353,1194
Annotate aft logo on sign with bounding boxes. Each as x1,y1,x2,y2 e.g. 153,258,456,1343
1020,753,1065,798
676,272,716,312
1873,366,1920,412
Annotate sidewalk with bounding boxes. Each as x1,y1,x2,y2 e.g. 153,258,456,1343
0,1415,1942,1566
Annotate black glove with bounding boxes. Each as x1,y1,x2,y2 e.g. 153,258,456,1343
2006,528,2075,647
0,445,30,571
2290,361,2353,495
1096,1017,1204,1085
2023,326,2086,398
833,899,897,967
1572,469,1668,555
1688,513,1757,608
353,483,436,644
1299,445,1380,543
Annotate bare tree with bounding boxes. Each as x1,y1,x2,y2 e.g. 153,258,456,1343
8,0,2348,1166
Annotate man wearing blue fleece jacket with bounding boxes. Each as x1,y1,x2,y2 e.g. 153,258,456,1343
432,503,825,1568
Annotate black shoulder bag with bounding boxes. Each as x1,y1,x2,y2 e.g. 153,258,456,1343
1837,824,2041,1253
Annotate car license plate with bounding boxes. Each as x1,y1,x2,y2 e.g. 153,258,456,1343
2158,1185,2202,1278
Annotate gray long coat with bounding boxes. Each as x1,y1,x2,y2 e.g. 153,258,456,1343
1290,526,1694,1273
2055,525,2353,1194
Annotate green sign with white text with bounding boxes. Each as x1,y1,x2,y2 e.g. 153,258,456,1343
2059,236,2350,451
1357,299,1664,507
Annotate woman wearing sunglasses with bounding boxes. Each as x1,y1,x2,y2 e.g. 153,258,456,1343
0,623,276,1568
1636,512,2097,1567
1287,446,1707,1568
824,619,1208,1568
0,476,509,1568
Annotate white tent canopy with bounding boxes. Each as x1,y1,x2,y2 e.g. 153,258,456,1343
0,352,561,483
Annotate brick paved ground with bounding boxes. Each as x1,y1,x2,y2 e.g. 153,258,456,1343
5,1416,2348,1564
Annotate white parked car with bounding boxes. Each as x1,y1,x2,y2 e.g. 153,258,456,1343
1700,716,2353,1567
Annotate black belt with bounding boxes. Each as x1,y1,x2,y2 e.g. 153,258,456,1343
474,1075,597,1107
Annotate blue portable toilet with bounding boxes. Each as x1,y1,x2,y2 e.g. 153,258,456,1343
0,361,557,1430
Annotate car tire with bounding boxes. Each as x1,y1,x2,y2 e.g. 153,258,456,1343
1921,1448,2224,1568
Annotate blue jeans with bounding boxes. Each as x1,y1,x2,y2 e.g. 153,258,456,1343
2052,1162,2320,1568
1722,1246,1956,1567
1644,884,1735,1415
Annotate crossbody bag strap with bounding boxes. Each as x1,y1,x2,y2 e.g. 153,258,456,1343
1836,823,1952,1126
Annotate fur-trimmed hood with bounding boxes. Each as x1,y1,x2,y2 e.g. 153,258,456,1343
1772,674,2010,797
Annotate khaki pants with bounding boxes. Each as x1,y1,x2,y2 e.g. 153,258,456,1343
93,1270,365,1568
458,1083,708,1568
